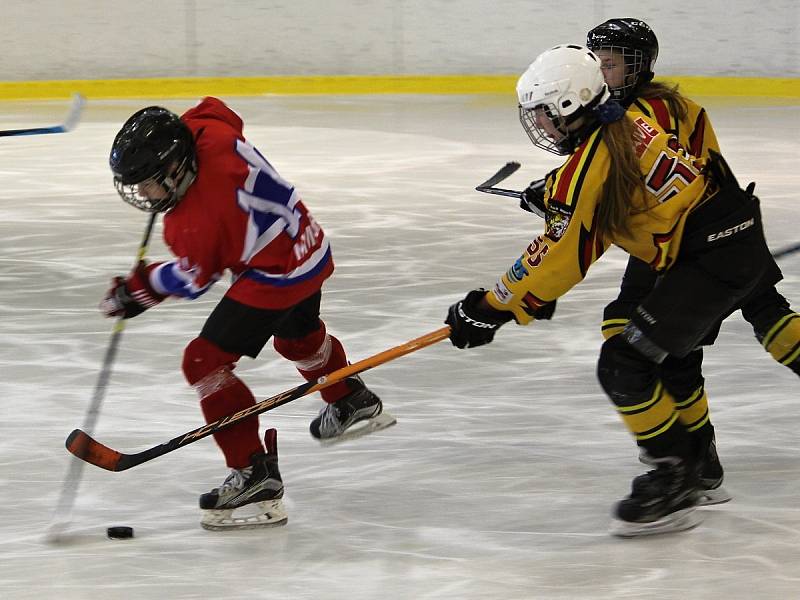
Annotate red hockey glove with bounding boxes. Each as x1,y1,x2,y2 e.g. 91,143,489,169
99,261,166,319
445,289,512,349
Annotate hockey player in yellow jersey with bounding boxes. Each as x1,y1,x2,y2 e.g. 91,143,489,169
584,18,799,506
445,44,775,537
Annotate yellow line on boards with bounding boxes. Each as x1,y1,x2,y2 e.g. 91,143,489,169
0,75,797,100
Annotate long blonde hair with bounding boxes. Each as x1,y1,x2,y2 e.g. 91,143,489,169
595,115,646,240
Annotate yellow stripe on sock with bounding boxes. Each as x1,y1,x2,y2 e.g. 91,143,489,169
618,384,679,436
762,314,800,365
674,387,709,429
636,412,681,442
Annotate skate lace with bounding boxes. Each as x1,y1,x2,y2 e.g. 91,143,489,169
318,404,342,435
219,467,250,493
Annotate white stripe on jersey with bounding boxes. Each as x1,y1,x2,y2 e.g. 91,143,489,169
247,237,330,282
237,187,302,263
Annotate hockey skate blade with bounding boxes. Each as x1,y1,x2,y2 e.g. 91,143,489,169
319,412,397,446
610,507,703,538
201,499,288,531
698,485,732,506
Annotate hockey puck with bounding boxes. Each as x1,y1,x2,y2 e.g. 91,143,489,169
106,526,134,539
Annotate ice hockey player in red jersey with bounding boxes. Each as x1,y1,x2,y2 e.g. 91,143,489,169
445,45,777,537
101,97,391,530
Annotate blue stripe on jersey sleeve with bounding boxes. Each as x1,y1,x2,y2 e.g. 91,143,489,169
151,261,216,300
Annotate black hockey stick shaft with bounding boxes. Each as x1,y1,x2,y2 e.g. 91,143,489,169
0,93,85,137
66,326,452,472
475,161,520,190
49,213,157,534
475,186,523,198
772,242,800,260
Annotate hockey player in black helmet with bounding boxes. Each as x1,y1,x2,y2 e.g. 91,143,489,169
101,98,390,530
583,18,800,510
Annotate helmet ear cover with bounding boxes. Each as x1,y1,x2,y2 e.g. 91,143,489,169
109,107,196,213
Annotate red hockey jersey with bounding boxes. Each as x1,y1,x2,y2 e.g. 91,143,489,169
149,97,333,310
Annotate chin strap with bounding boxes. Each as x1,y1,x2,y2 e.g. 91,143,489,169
160,159,197,212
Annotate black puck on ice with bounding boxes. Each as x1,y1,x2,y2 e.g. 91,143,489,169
107,526,134,539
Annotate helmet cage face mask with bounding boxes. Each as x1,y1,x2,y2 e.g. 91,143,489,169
593,45,650,101
113,154,195,213
519,103,575,156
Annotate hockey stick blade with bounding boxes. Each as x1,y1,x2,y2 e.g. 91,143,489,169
66,326,452,471
475,161,520,190
65,379,317,471
0,93,85,137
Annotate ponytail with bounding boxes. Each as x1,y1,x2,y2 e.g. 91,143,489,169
596,116,647,240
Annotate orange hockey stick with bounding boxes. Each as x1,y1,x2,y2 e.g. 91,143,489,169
66,326,451,471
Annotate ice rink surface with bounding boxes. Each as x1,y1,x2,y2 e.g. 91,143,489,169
0,94,798,599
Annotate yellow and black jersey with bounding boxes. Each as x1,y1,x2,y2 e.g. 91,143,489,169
487,114,712,325
630,94,719,160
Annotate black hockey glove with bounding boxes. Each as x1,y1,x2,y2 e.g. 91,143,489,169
446,289,512,349
520,179,546,216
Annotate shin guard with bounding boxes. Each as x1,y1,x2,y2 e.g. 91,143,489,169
273,322,350,403
183,337,263,468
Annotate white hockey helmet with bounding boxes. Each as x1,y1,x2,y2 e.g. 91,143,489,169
517,44,610,155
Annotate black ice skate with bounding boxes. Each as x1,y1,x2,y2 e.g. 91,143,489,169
199,428,287,531
633,433,731,507
309,375,395,444
695,434,731,505
612,455,702,538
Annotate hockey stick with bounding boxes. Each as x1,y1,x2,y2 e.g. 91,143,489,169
475,162,548,219
475,186,522,199
66,325,452,472
0,93,85,137
772,242,800,261
476,163,800,247
47,213,158,540
475,161,520,192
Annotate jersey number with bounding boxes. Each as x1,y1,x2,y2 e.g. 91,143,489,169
645,152,698,203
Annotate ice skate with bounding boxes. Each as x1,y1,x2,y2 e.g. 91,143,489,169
199,428,288,531
309,375,395,444
611,456,702,538
634,433,731,507
695,434,731,505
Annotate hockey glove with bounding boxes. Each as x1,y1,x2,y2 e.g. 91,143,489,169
520,178,546,216
446,289,512,349
100,261,166,319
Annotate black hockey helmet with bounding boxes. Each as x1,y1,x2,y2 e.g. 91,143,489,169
110,106,196,213
586,18,659,102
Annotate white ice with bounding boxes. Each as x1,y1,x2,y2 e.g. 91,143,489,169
0,95,798,600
